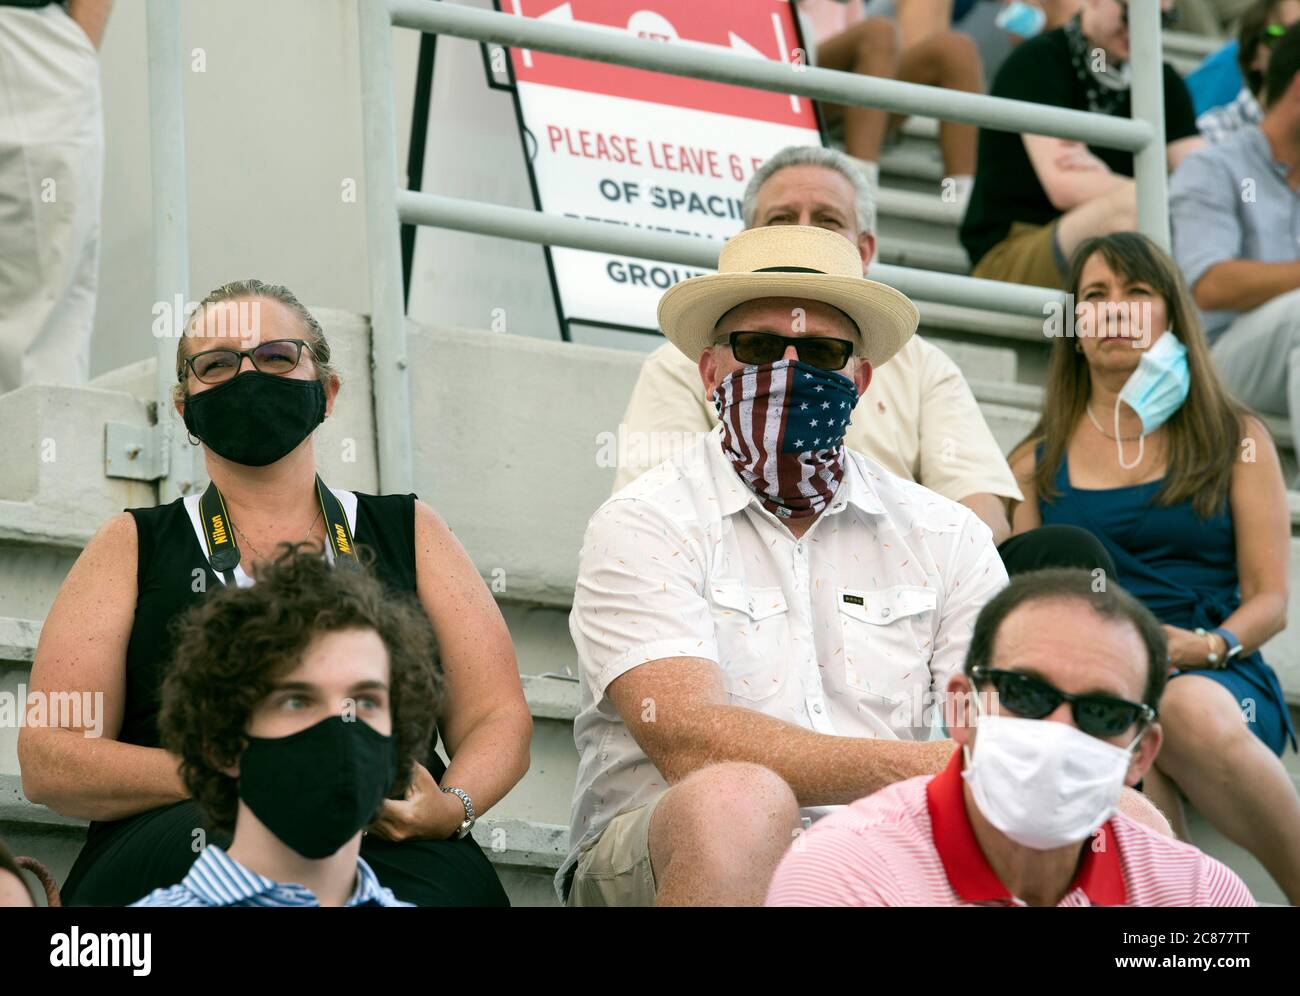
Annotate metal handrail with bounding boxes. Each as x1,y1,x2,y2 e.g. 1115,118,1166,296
360,0,414,494
389,1,1153,149
398,191,1063,319
143,0,196,503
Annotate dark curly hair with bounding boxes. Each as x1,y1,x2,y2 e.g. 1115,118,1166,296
159,542,442,833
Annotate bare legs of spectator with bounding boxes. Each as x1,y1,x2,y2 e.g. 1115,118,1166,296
1210,288,1300,484
816,18,899,166
893,0,953,50
891,30,983,178
1054,178,1137,261
816,19,982,179
647,761,800,905
1149,675,1300,905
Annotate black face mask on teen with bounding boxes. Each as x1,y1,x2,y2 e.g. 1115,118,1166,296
237,715,398,859
183,370,326,467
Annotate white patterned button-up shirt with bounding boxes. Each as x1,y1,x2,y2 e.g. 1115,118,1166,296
559,425,1008,896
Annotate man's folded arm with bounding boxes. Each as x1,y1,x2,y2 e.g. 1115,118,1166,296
605,657,954,806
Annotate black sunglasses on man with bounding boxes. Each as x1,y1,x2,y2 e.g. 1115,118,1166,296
724,331,856,371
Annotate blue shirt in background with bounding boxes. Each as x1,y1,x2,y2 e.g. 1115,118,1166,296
1186,39,1243,116
1168,126,1300,341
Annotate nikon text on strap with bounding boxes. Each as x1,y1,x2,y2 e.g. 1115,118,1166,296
199,474,358,585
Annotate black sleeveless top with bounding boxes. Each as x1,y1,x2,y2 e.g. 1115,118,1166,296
88,490,445,848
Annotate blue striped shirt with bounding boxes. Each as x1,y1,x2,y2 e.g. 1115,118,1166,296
130,845,411,907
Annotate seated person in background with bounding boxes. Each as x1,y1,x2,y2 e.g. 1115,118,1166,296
1196,0,1300,143
133,545,439,907
767,569,1256,907
1171,22,1300,474
797,0,984,201
617,145,1022,544
565,225,1166,908
1009,232,1300,905
960,0,1202,289
0,841,35,907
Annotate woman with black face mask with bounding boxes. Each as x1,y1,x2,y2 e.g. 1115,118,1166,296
19,279,532,907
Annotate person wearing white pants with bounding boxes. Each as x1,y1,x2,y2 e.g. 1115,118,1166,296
0,0,110,395
1209,287,1300,474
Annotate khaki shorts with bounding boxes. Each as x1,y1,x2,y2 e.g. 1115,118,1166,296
971,221,1066,290
565,794,665,907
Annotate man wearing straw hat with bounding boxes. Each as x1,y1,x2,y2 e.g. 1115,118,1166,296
559,225,1010,907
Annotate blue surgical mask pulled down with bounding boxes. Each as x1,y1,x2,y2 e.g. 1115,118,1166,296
1113,331,1190,469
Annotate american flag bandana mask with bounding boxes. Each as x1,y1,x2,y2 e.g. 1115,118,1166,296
712,358,860,519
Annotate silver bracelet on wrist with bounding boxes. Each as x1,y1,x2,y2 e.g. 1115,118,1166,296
441,786,475,839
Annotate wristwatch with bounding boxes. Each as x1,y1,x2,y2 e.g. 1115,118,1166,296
441,786,476,839
1212,627,1244,666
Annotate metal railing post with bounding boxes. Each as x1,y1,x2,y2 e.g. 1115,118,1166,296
1130,3,1170,250
145,0,196,502
358,0,414,494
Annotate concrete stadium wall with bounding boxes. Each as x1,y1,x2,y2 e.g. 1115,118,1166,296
89,0,422,379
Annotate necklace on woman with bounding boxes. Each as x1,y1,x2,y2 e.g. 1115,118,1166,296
1086,405,1143,442
232,505,323,564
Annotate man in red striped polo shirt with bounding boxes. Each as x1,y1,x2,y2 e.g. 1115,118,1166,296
767,569,1255,907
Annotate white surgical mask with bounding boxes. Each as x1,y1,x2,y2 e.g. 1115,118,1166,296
1113,330,1190,470
962,693,1141,851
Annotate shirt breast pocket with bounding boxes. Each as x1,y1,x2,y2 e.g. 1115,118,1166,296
838,585,937,705
708,580,790,703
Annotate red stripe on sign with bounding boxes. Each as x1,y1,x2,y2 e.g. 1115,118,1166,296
506,0,816,129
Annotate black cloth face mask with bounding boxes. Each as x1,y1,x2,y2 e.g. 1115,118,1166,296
183,370,326,467
237,715,398,859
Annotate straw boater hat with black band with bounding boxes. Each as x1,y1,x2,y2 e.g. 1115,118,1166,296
657,225,920,368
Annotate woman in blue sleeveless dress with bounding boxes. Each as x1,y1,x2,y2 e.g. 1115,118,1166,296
1008,233,1300,905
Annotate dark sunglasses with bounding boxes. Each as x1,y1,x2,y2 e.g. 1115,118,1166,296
1262,23,1289,47
183,338,317,385
970,665,1155,739
1120,2,1178,29
725,331,855,371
